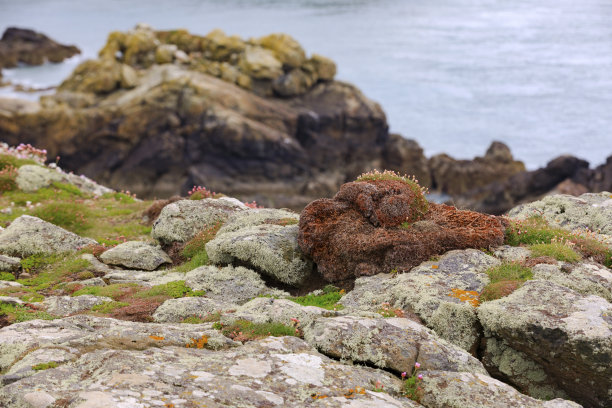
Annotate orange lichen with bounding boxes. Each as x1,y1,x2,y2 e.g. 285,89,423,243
149,335,165,341
186,335,208,349
448,288,480,307
311,394,328,400
431,265,439,269
344,387,366,398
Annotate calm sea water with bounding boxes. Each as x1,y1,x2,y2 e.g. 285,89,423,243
1,0,612,169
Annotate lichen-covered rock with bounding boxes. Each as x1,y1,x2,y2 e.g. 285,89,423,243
298,179,505,282
58,59,124,94
155,43,177,64
0,296,24,306
4,347,76,383
0,281,22,290
418,371,581,408
304,316,487,376
340,249,498,352
493,245,532,263
478,280,611,407
15,164,63,192
151,198,247,244
508,192,612,235
217,208,299,234
206,223,313,286
0,315,237,372
273,68,315,96
185,265,287,305
221,297,334,328
0,333,417,408
257,33,306,68
239,45,283,80
309,53,336,81
15,164,113,196
0,215,96,257
152,297,239,323
42,295,112,316
532,262,612,301
0,254,20,272
99,241,171,271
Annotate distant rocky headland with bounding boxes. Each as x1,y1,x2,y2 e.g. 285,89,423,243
0,25,610,213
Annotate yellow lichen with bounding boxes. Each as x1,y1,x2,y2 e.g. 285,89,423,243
448,288,480,307
186,335,208,349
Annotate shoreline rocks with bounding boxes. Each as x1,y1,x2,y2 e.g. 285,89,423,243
0,27,80,70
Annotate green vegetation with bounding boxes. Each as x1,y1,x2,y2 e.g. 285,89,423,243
287,285,344,310
0,303,56,323
530,242,581,263
91,301,130,313
31,202,93,235
72,283,138,300
76,271,95,280
32,361,59,371
135,281,205,299
180,312,223,324
0,154,36,170
480,262,533,302
101,191,136,203
20,254,60,274
176,222,223,272
220,319,298,341
180,316,205,324
21,255,90,291
20,293,44,302
505,216,611,267
0,272,15,281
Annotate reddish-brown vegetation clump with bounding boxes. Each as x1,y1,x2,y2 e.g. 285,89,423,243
298,179,505,282
143,195,182,225
110,298,163,322
479,280,523,302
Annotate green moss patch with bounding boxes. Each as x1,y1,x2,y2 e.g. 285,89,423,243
220,319,298,342
91,301,130,314
0,272,15,281
31,201,93,235
32,361,59,371
72,283,138,300
529,242,581,263
480,262,532,302
287,286,344,310
0,303,57,323
176,222,223,272
135,281,205,299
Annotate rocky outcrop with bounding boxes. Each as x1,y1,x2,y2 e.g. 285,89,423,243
508,192,612,235
454,155,592,214
0,27,80,69
298,178,505,282
429,141,525,196
478,280,611,407
0,25,429,209
152,297,238,323
206,212,313,286
151,198,247,244
0,215,95,257
99,241,172,270
42,295,112,316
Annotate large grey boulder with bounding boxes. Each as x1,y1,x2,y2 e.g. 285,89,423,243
151,198,248,244
478,280,611,407
15,165,63,192
221,297,335,328
99,241,171,271
217,208,298,233
0,315,238,372
0,254,21,272
532,262,612,301
206,224,313,286
340,249,498,352
419,371,581,408
152,297,239,323
303,316,487,376
184,265,287,305
42,295,112,317
0,215,96,257
15,164,113,196
0,334,419,408
508,192,612,235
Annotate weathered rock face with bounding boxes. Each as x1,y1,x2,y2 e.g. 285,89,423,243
0,27,80,69
0,321,417,408
151,198,247,244
99,241,172,270
0,215,95,257
303,316,487,375
429,141,526,196
0,25,431,209
298,179,505,282
478,280,612,407
508,192,612,235
42,295,112,316
455,155,592,214
152,297,239,323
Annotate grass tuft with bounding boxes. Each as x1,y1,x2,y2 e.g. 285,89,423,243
135,281,205,299
529,242,581,263
220,319,298,342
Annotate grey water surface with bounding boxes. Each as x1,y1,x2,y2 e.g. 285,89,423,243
1,0,611,169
